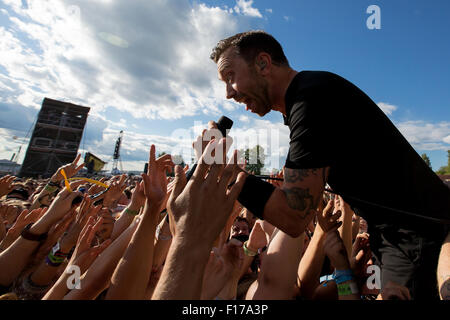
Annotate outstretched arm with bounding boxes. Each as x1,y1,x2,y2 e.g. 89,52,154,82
247,228,304,300
297,200,342,299
152,140,246,300
62,218,139,300
106,145,173,300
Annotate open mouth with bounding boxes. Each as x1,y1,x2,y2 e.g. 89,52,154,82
243,98,253,111
235,96,255,113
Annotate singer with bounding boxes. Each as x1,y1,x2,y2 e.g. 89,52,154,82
203,30,450,299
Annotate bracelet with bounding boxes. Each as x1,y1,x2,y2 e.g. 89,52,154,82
334,269,354,284
44,184,58,193
45,242,69,267
21,223,48,242
125,208,139,216
243,241,258,257
337,282,359,296
48,180,61,187
45,254,65,267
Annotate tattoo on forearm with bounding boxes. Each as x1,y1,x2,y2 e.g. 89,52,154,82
284,187,315,216
283,167,327,215
284,168,320,183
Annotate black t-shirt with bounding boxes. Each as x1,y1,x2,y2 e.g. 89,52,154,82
284,71,450,235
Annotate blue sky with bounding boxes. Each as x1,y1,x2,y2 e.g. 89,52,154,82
0,0,449,172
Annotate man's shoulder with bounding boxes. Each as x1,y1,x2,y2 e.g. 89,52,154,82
287,71,345,110
296,70,346,89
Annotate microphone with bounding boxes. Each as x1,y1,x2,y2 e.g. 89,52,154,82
185,116,233,181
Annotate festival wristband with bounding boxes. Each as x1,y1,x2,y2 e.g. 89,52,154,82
125,208,139,216
337,282,359,296
46,244,68,267
44,184,58,193
334,269,355,284
237,175,275,220
47,180,61,187
243,241,258,257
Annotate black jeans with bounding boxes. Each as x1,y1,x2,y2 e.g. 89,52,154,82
369,223,447,300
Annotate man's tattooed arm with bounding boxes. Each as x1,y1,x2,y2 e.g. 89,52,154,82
261,166,329,238
282,168,328,213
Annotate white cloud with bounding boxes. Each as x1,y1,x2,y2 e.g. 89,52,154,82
239,115,250,123
283,16,290,21
377,102,398,115
234,0,262,18
396,120,450,151
265,9,273,14
0,0,240,120
443,135,450,144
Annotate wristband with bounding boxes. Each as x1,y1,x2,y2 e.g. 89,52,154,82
45,243,69,267
45,254,65,267
335,274,354,284
21,223,48,242
48,180,61,187
125,208,139,216
337,282,359,296
243,241,258,257
334,269,354,284
44,184,58,193
237,175,275,220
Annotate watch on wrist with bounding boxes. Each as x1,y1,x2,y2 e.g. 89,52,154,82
21,223,48,242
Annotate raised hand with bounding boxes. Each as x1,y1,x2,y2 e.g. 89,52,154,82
192,121,220,161
0,204,20,226
103,175,127,209
246,220,268,253
44,181,84,224
9,208,45,232
0,175,16,197
59,195,102,253
129,181,145,209
67,216,111,275
51,154,84,183
88,177,107,196
96,208,115,242
0,207,47,251
317,200,342,233
201,238,244,299
350,232,372,278
167,139,246,245
142,145,174,208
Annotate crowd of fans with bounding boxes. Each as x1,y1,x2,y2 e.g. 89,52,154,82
0,140,448,300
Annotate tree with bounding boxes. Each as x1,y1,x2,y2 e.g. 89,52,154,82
241,145,265,175
435,150,450,175
448,150,450,168
421,153,431,168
